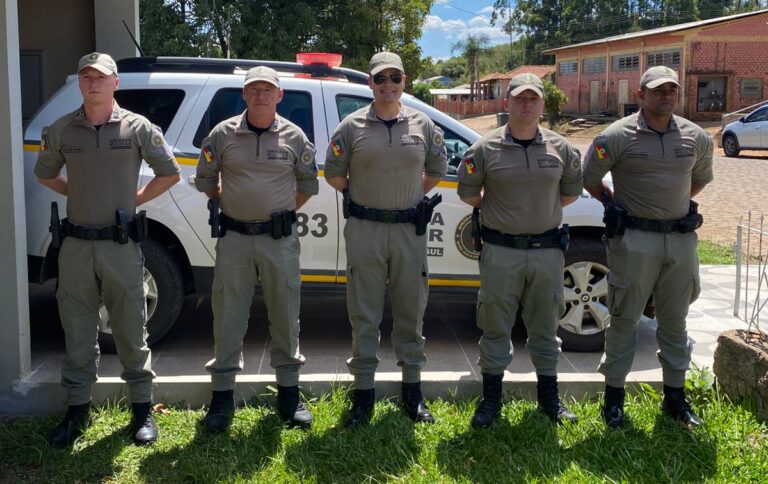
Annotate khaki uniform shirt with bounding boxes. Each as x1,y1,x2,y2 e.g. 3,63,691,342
195,112,319,222
34,103,180,226
457,126,583,235
584,110,714,220
324,103,448,210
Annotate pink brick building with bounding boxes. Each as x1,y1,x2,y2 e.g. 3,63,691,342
543,9,768,120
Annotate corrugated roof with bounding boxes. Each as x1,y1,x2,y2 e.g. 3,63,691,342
543,8,768,53
497,65,556,80
479,72,504,82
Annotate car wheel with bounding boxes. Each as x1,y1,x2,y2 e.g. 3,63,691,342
98,238,185,352
559,238,609,352
722,134,740,157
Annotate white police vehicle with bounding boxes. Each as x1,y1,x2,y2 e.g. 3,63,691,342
24,55,609,351
721,103,768,157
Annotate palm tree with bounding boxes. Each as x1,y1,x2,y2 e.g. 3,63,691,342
452,34,490,101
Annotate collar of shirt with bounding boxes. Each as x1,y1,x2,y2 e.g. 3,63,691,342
235,110,281,134
365,102,409,123
72,101,123,126
501,125,544,146
636,109,679,134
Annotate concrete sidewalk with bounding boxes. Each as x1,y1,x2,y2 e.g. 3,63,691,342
10,265,755,414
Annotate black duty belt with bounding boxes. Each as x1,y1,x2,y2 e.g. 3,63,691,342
481,226,564,250
347,199,416,224
221,212,297,236
624,215,688,234
62,219,141,242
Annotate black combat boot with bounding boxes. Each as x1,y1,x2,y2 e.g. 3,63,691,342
536,375,578,424
471,373,503,428
130,401,158,445
345,388,375,427
48,402,91,448
276,385,313,430
601,385,626,428
401,382,435,424
203,390,235,434
662,385,703,429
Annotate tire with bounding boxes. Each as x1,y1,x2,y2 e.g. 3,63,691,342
722,134,740,157
559,238,609,352
98,238,185,352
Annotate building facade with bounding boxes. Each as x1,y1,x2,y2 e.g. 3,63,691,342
545,9,768,119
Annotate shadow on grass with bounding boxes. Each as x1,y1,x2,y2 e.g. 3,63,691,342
282,406,418,482
570,412,717,482
436,408,566,482
138,406,283,482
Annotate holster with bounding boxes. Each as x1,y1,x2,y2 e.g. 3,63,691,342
559,224,570,252
131,211,148,242
114,209,130,245
208,199,224,238
49,201,62,249
342,189,350,219
413,193,442,236
270,210,294,240
471,208,482,252
602,192,627,239
678,200,704,233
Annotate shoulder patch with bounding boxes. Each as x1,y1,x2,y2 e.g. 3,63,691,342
202,146,216,164
593,137,609,160
432,131,444,147
301,149,315,165
571,158,581,171
41,127,50,152
463,156,477,175
330,135,345,158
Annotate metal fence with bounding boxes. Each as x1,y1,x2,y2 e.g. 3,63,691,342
734,211,768,343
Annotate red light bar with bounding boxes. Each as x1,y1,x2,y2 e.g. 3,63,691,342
296,52,342,68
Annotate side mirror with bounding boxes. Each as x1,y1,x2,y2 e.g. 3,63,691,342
739,116,746,123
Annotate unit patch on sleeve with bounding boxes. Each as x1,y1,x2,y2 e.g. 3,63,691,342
594,143,608,160
463,156,477,175
40,128,50,152
330,136,345,158
202,146,216,164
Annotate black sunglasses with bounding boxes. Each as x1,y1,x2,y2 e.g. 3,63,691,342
372,73,403,85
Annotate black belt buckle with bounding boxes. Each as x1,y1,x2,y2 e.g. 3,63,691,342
381,211,397,224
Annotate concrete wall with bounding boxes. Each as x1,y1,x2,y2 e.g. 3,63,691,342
94,0,139,60
18,0,94,100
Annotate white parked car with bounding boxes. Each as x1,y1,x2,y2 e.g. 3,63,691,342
23,56,609,351
721,103,768,157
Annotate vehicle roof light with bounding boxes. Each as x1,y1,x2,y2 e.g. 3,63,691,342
296,52,342,68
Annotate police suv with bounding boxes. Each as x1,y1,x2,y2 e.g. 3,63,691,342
24,55,609,351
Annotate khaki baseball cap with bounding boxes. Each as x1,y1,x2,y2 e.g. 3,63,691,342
640,66,680,89
244,66,280,88
507,73,544,97
369,52,404,75
77,52,118,76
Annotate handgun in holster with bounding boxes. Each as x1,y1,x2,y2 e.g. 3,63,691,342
342,189,350,219
132,210,148,242
115,209,130,244
414,193,442,236
602,191,627,239
270,210,293,240
471,207,482,252
49,201,63,249
678,200,704,233
207,199,224,238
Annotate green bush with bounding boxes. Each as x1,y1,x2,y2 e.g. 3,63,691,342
543,79,567,127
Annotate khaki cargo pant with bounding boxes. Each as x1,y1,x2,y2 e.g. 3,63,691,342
57,237,153,406
599,229,701,388
207,230,305,390
344,217,429,390
476,243,565,375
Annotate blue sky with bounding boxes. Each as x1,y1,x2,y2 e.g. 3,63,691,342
418,0,512,61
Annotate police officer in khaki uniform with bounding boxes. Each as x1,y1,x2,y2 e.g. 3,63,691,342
35,52,181,447
458,74,582,427
325,52,448,426
195,66,318,432
584,66,714,429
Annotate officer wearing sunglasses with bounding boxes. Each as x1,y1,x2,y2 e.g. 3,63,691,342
325,52,448,427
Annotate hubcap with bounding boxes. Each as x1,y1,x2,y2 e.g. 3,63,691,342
98,267,158,335
561,261,610,335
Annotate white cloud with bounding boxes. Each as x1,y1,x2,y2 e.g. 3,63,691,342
424,12,510,45
468,15,489,28
424,14,467,39
477,6,495,15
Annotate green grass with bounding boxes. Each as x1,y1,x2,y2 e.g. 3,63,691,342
1,381,766,483
698,240,738,265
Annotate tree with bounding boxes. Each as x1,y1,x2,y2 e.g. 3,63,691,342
452,34,490,100
543,79,567,127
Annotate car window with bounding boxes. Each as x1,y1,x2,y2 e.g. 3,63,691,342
114,89,185,133
440,125,470,177
193,89,314,147
336,95,371,121
746,108,767,123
